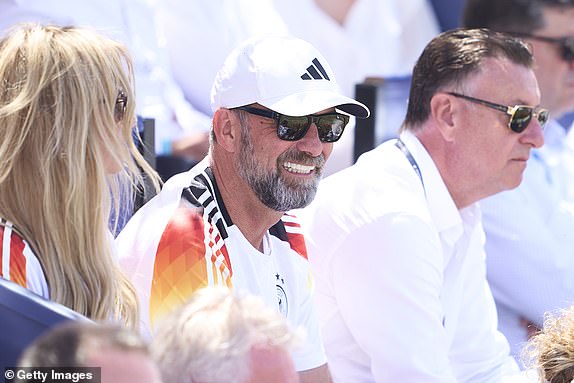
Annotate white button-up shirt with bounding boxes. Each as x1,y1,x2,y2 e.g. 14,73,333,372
298,131,520,382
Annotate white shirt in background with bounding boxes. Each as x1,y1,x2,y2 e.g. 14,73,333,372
480,119,574,362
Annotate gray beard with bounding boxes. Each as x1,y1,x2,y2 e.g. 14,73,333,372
237,126,324,212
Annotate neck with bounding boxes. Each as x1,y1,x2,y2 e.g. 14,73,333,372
415,128,481,210
314,0,356,25
209,155,283,252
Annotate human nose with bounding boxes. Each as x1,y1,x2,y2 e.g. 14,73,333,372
295,123,326,157
520,118,545,148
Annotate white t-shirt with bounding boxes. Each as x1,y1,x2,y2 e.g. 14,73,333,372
116,159,326,371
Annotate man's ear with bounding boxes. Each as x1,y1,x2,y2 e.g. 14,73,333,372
212,108,241,152
430,93,457,142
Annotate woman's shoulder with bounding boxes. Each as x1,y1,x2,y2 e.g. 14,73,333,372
0,220,50,299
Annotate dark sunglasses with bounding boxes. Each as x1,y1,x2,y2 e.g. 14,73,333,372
509,32,574,62
114,91,128,122
446,92,549,133
233,106,350,143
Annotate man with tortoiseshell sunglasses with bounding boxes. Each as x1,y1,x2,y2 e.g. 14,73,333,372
299,28,544,382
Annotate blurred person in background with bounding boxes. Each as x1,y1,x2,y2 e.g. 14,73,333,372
521,304,574,383
17,322,162,383
0,0,212,181
152,287,300,383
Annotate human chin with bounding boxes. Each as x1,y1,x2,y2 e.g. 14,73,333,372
501,166,526,192
278,176,318,210
256,169,319,211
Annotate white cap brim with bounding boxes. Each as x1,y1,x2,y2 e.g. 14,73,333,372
258,89,370,118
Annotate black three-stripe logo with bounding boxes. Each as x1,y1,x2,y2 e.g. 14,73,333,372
301,58,330,81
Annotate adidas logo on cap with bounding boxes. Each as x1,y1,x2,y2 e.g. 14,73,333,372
301,58,330,81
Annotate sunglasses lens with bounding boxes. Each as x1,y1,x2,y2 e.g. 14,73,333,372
538,109,550,127
276,113,350,142
114,93,128,122
509,107,533,133
316,114,349,142
278,116,310,141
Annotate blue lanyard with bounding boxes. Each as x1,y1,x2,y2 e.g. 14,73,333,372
395,138,426,195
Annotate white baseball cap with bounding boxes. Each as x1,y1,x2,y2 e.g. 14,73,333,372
210,34,370,118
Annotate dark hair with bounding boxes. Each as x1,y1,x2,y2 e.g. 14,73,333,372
17,322,149,369
402,28,533,130
463,0,574,33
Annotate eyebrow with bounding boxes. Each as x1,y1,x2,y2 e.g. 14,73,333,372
510,98,539,107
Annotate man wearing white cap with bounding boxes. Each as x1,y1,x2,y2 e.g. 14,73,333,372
116,34,369,382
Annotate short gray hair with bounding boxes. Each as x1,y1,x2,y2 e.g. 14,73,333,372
152,287,302,383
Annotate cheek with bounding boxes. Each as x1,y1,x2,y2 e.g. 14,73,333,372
103,155,122,174
487,140,521,184
253,141,291,169
484,136,512,163
322,143,334,160
463,130,510,177
101,122,127,174
100,140,124,174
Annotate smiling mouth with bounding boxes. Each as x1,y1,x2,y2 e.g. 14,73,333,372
282,161,316,174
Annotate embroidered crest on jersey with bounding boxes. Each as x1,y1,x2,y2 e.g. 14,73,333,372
276,272,288,316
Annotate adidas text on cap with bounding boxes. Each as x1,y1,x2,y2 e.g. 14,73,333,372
210,34,370,119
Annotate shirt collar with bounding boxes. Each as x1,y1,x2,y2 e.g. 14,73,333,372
399,131,465,246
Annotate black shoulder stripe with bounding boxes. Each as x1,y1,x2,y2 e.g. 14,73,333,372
269,219,288,242
181,169,230,240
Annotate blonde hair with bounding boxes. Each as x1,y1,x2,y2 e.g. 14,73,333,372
152,287,302,383
0,24,160,327
522,305,574,383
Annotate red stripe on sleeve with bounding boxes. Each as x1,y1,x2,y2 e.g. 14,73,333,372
0,227,28,287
